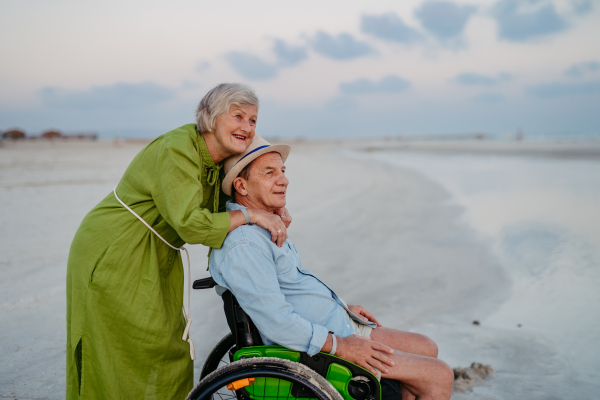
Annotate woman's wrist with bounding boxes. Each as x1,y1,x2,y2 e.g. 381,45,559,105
227,210,247,233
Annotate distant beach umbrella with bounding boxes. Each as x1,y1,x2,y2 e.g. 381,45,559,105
41,130,63,139
2,129,26,139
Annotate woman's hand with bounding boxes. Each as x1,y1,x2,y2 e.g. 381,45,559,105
275,207,292,228
247,208,287,247
348,305,382,327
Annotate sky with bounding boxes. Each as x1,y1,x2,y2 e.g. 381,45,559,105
1,0,599,139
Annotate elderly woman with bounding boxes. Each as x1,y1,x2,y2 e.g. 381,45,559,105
66,83,290,399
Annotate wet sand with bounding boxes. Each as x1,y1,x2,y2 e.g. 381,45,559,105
0,139,598,398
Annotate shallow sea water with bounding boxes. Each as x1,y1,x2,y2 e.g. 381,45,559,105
362,150,600,389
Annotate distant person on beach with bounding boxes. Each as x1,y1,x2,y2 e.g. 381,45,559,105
210,139,455,400
66,83,292,399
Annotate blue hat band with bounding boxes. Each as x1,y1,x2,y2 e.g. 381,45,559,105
234,145,271,166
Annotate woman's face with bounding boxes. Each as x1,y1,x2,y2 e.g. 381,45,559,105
212,104,258,160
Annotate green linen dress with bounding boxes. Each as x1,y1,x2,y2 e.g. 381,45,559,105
66,124,231,400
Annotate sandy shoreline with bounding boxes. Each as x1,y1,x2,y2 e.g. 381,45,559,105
1,139,598,399
272,138,600,160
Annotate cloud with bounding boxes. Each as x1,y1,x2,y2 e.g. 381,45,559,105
360,13,422,44
340,75,411,94
456,72,511,86
414,1,477,41
195,61,211,72
224,40,306,80
572,0,593,16
527,80,600,97
272,39,308,67
490,0,569,41
311,31,374,60
39,82,175,110
564,61,600,78
225,52,278,80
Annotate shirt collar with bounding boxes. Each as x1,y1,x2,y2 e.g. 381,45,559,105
226,200,247,212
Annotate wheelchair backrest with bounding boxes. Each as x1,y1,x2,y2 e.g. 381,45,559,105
193,276,263,349
222,289,264,349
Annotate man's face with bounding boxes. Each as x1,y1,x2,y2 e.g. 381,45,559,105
242,152,288,211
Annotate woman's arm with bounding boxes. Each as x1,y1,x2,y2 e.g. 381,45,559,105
228,208,288,247
152,137,230,247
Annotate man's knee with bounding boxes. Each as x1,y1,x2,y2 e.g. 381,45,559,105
404,359,454,400
415,333,438,358
437,361,455,398
423,360,454,399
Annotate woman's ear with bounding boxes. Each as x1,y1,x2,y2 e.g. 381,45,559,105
232,177,248,196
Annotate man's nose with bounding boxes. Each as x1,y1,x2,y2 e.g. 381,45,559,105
277,174,289,186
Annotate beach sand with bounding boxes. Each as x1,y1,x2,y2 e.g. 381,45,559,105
1,139,598,399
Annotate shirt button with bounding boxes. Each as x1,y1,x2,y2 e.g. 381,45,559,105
347,325,350,328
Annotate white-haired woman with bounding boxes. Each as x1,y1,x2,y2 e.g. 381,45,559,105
66,83,290,399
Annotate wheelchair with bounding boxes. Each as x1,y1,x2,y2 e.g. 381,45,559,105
186,277,402,400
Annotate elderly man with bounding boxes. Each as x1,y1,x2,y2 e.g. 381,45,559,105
209,136,454,400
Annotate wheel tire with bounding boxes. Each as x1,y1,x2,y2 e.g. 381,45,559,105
201,333,236,380
187,357,344,400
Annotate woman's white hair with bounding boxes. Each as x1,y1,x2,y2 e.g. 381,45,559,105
196,83,259,133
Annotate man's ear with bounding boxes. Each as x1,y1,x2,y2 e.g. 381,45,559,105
232,177,248,196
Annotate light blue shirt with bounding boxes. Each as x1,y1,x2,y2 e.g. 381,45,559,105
209,201,376,356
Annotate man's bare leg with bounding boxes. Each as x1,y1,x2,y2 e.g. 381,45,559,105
379,349,453,400
370,327,438,358
370,328,451,399
332,331,453,399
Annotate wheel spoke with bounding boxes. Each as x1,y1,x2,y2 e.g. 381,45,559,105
213,389,236,400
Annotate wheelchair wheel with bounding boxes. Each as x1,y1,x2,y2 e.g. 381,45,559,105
201,333,236,380
187,357,344,400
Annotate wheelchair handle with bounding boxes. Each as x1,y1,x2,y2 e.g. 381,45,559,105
193,277,217,290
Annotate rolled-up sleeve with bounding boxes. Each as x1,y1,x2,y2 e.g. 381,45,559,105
213,241,329,356
152,136,230,248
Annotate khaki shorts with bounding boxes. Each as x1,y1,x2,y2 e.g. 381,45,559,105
349,316,374,338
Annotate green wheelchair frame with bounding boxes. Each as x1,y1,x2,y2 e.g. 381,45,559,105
185,278,387,400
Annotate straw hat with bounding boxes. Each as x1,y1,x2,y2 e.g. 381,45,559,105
222,135,291,196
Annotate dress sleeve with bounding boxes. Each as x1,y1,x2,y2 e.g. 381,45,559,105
214,241,329,356
152,135,230,248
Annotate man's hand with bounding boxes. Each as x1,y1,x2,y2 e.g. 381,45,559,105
348,305,382,327
275,207,292,228
336,335,394,376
